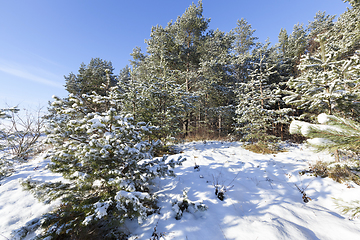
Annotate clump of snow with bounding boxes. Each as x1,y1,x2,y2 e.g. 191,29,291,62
318,113,329,124
115,190,150,201
94,200,111,219
82,215,94,226
88,116,105,129
307,137,333,146
92,179,104,188
289,120,311,136
300,123,312,136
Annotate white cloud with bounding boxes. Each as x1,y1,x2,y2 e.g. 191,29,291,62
0,60,63,89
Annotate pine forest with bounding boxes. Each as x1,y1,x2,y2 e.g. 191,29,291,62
1,0,360,239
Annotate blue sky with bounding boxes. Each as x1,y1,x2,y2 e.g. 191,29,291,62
0,0,349,110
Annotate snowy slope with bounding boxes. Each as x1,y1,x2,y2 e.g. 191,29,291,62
1,141,360,240
0,153,62,240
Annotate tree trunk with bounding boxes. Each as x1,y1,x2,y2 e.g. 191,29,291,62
218,113,222,138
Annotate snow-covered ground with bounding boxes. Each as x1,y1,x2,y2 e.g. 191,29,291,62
0,153,62,240
1,141,360,239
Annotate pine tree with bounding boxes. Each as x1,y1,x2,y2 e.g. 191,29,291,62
21,89,185,239
307,11,335,38
276,22,308,80
234,43,286,144
288,23,308,61
197,29,234,136
121,59,190,141
230,18,258,84
0,107,19,120
0,107,20,153
65,58,117,97
343,0,360,7
137,0,235,138
325,2,360,60
170,0,210,136
276,28,297,95
231,18,258,57
283,1,360,121
284,36,360,119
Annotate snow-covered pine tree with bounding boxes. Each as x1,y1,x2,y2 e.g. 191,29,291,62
197,29,234,137
125,1,236,138
306,11,335,44
235,43,287,144
332,0,360,60
284,2,360,121
276,21,309,82
166,0,210,137
344,0,360,7
124,57,191,142
120,42,193,142
0,107,20,122
230,18,258,87
117,66,148,119
287,23,308,62
231,18,258,57
20,87,185,239
284,37,360,119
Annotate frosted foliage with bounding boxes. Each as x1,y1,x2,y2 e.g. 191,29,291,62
94,201,111,219
19,89,186,239
290,112,360,155
290,117,341,137
115,190,152,223
289,120,310,135
318,113,329,124
307,138,333,146
317,113,329,124
284,5,360,118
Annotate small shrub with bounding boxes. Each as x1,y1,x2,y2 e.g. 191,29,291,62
172,189,208,220
328,165,360,185
244,141,283,154
3,107,45,160
0,158,14,181
300,161,360,185
300,161,329,178
295,184,312,203
212,173,237,201
150,220,167,240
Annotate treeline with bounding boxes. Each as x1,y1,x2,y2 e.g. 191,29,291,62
62,0,359,145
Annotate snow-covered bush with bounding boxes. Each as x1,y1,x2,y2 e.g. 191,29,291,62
172,188,208,220
3,107,45,160
17,90,185,239
300,160,360,185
